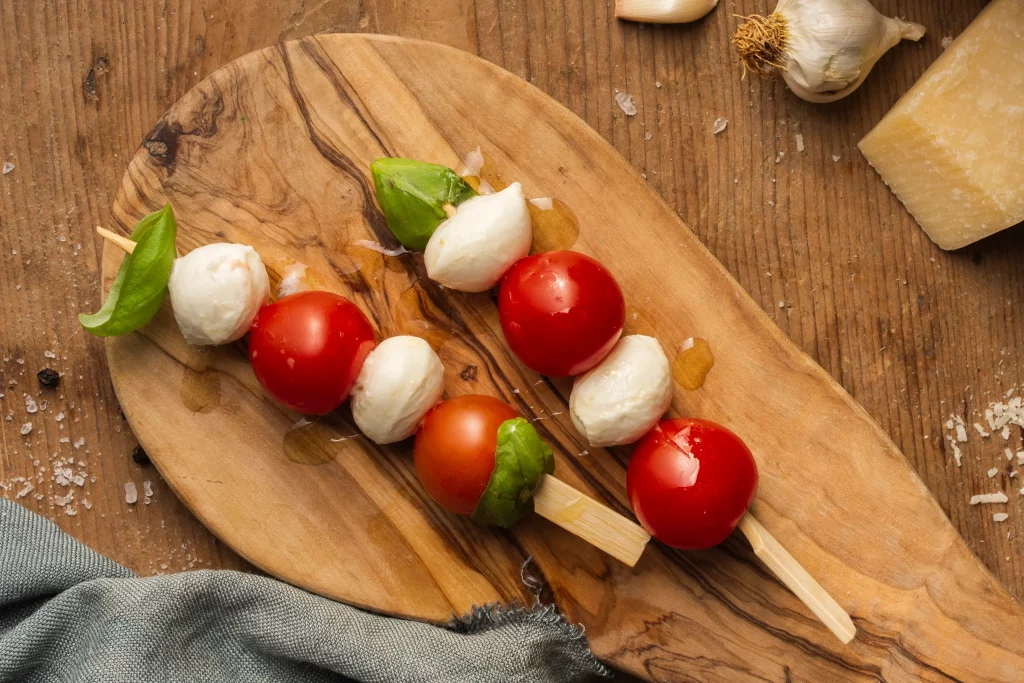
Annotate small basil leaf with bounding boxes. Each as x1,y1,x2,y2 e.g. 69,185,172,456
371,158,477,251
79,204,178,336
472,417,555,528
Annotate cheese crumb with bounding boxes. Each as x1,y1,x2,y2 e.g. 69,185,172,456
973,423,990,438
993,513,1009,523
795,134,805,152
987,467,999,478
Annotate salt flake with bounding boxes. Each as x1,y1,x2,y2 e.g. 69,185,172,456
615,92,637,116
712,117,727,135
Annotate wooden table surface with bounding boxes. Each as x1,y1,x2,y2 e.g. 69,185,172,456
1,0,1021,672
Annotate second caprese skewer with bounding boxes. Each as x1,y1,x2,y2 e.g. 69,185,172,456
372,154,856,643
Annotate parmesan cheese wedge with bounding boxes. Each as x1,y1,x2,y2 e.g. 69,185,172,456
859,0,1024,250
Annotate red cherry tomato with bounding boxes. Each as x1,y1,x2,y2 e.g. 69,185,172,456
414,395,519,516
627,418,758,549
498,250,625,377
248,291,375,415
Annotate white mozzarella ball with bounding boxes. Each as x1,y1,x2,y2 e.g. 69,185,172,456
168,243,270,346
351,336,445,444
569,335,673,447
424,182,532,292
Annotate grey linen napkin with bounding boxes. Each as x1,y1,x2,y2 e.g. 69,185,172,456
0,499,610,682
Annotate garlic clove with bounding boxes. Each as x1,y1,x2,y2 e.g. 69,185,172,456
734,0,925,103
615,0,718,24
424,182,532,292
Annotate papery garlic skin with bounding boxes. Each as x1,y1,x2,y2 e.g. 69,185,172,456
570,335,673,447
615,0,718,24
736,0,925,103
424,182,532,292
350,336,445,444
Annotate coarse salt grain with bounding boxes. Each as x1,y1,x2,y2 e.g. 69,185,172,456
125,482,138,505
24,395,37,414
712,117,727,135
795,134,805,152
615,92,637,116
73,437,85,449
529,197,554,211
970,492,1008,504
993,513,1009,522
20,422,32,435
2,162,13,175
987,467,999,478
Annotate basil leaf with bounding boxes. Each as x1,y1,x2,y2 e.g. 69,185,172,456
371,158,476,250
472,418,555,528
79,204,178,336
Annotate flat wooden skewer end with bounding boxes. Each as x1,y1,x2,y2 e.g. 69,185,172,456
738,512,857,644
532,474,650,566
97,226,135,254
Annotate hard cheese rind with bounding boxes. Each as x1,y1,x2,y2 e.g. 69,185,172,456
859,0,1024,250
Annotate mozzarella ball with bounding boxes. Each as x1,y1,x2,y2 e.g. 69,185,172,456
424,182,532,292
351,336,445,444
569,335,673,447
168,243,270,346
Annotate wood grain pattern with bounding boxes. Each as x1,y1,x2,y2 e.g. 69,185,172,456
2,1,1022,681
102,34,1024,682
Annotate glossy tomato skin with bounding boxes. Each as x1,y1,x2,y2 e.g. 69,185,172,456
248,291,376,415
414,395,518,516
627,418,758,550
498,251,625,377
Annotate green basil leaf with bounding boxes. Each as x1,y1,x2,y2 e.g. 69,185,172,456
79,204,178,336
371,158,477,251
472,417,555,528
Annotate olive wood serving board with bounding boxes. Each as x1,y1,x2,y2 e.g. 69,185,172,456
105,34,1024,682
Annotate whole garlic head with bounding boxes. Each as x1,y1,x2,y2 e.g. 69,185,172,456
350,336,445,444
734,0,925,103
168,243,270,346
570,335,673,447
424,182,532,292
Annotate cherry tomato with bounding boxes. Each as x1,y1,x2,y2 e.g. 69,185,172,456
248,291,375,415
414,395,518,515
627,418,758,549
498,251,625,377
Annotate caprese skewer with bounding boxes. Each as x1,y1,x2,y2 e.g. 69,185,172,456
371,155,856,643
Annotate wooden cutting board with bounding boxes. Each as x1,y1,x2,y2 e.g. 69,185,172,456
105,34,1024,682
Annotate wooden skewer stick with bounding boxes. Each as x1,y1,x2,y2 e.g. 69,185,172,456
738,512,857,644
532,474,650,566
442,203,457,219
97,226,135,254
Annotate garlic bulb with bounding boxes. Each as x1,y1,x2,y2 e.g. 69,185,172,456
616,0,718,24
734,0,925,103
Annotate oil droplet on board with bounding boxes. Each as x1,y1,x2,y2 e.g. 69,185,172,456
395,283,453,352
283,418,360,466
673,337,714,390
529,199,580,253
179,347,221,413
